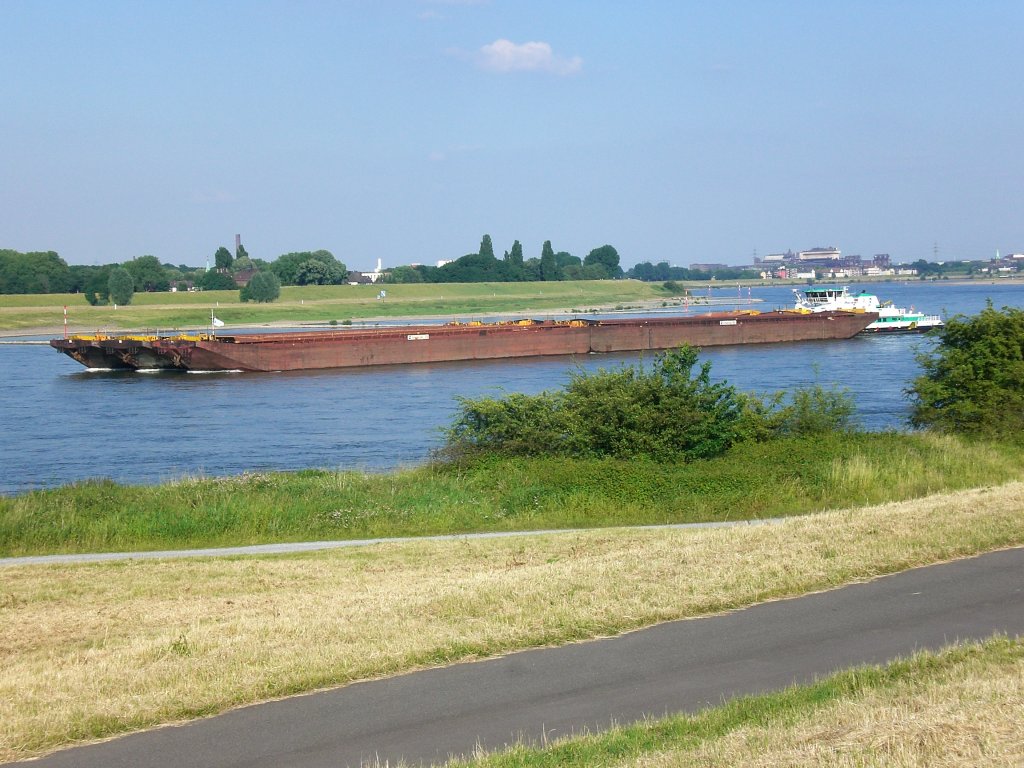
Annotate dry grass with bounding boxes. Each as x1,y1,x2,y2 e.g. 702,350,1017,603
455,639,1024,768
2,482,1024,761
625,644,1024,768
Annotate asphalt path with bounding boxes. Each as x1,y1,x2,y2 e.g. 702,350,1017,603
9,547,1023,768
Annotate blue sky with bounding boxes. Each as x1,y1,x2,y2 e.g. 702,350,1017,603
2,1,1022,270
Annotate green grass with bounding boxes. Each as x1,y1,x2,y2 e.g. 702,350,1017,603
2,432,1021,556
445,636,1024,768
0,280,666,331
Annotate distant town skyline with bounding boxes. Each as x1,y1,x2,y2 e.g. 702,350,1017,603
3,1,1023,270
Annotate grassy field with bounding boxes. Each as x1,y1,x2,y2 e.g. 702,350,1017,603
0,280,669,332
2,432,1022,556
448,637,1024,768
2,482,1022,761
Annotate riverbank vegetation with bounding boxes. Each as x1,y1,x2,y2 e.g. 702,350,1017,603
2,431,1022,556
2,483,1023,761
449,637,1024,768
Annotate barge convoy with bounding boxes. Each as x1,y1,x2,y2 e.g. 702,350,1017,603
50,310,877,373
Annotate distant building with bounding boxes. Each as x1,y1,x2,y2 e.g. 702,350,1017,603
348,258,389,284
798,246,841,261
232,268,257,287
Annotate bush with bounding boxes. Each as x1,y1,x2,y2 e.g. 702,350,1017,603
734,384,857,442
908,303,1024,438
443,347,746,462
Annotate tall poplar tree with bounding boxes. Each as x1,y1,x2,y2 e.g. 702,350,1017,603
540,240,559,281
479,234,495,259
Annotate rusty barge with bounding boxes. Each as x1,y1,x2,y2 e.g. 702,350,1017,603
50,310,876,372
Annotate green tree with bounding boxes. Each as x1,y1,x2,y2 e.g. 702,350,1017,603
384,265,424,283
583,244,622,278
295,258,346,285
240,271,281,302
479,234,494,259
270,250,347,285
509,240,524,268
435,253,499,282
232,255,254,273
540,240,560,281
0,249,72,294
555,251,580,269
908,304,1024,437
80,265,113,305
123,255,170,292
214,247,233,270
107,267,135,305
196,270,238,291
236,243,249,262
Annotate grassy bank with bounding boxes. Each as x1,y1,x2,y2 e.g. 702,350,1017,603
2,432,1022,556
0,280,665,332
2,483,1023,761
449,637,1024,768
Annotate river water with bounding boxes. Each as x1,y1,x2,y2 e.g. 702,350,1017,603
2,281,1022,495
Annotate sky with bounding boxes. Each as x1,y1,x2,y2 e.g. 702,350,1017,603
2,1,1023,271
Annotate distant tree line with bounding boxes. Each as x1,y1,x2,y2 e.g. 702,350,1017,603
383,236,623,284
627,260,761,282
0,245,346,305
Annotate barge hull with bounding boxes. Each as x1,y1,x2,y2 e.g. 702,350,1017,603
155,311,875,372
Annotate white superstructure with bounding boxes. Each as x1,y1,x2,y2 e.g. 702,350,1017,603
793,286,944,333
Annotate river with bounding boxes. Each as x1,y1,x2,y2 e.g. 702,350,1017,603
1,280,1021,495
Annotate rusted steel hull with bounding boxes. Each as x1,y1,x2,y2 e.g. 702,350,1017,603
50,311,875,372
98,338,181,369
51,312,875,372
48,337,135,370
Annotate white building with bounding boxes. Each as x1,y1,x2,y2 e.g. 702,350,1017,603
798,247,841,261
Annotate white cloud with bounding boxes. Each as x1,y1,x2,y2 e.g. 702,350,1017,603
476,39,582,76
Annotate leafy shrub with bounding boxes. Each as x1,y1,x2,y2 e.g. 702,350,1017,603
908,303,1024,438
736,384,858,441
776,384,858,436
443,347,746,462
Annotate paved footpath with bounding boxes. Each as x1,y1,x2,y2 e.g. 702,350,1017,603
6,547,1023,768
0,520,776,566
